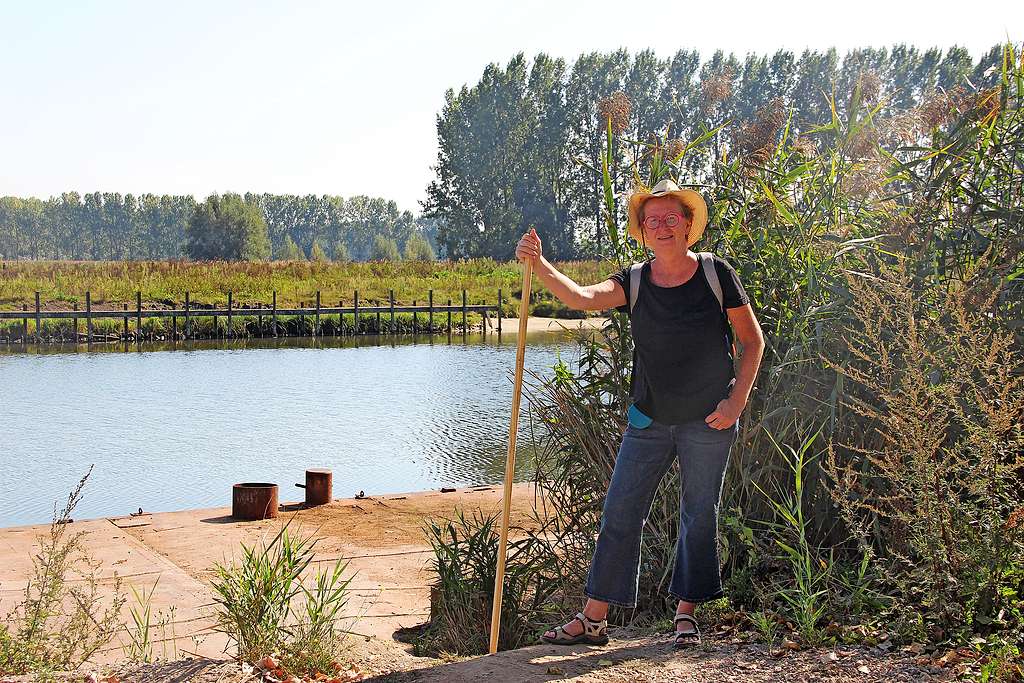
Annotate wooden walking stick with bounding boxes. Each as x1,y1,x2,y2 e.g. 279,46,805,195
488,254,533,654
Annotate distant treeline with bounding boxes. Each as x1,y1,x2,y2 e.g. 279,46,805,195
426,44,1009,259
0,192,440,261
0,44,1009,263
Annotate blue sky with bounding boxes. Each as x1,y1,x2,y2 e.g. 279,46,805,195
1,0,1019,212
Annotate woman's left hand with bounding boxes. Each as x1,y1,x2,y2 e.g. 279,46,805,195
705,397,744,430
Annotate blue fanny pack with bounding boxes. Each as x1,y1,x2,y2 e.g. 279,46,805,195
627,403,653,429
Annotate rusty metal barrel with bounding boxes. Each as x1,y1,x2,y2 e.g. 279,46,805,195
296,468,332,507
232,483,279,520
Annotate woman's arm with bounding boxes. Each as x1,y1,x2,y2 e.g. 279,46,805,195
516,228,626,311
705,303,765,429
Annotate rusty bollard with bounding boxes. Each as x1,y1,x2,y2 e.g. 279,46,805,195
295,468,333,507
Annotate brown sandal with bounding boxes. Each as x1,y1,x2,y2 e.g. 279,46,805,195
673,613,702,648
540,611,609,646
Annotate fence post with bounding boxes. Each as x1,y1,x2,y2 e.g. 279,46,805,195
357,292,364,334
389,290,395,335
315,290,321,337
227,291,233,339
497,289,502,334
185,291,191,340
86,292,92,343
136,291,142,341
461,289,467,336
34,292,40,343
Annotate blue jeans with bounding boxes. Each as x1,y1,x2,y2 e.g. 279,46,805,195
583,417,737,607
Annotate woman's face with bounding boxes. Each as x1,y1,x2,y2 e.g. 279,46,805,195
641,196,692,255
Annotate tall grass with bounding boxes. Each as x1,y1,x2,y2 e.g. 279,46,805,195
0,258,608,317
515,41,1022,657
417,510,562,654
209,523,354,677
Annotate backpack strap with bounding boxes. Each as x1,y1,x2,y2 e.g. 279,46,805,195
697,252,723,312
628,262,644,314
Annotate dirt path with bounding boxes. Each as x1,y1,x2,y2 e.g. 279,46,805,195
64,634,952,683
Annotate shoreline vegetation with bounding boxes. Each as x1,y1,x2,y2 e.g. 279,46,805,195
0,259,608,341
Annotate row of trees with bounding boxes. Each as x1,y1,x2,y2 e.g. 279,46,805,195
0,192,440,261
425,44,1008,258
1,43,1008,263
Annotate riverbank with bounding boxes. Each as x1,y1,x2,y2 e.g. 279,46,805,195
0,484,540,665
0,483,958,681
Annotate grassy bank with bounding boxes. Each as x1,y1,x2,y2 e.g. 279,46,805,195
0,259,609,317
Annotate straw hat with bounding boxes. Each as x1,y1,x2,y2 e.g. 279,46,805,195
627,179,708,246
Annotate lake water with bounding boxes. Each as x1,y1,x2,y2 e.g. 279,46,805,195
0,331,584,527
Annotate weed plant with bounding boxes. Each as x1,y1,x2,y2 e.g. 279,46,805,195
209,523,354,677
416,510,562,655
0,467,125,677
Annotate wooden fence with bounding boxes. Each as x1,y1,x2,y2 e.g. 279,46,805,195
0,289,508,344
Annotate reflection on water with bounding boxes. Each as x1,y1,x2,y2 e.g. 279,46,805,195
0,330,586,527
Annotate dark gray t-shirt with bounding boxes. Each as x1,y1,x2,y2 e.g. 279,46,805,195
609,255,749,424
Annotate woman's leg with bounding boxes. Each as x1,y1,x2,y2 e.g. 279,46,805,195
669,419,737,605
544,422,674,639
584,421,676,607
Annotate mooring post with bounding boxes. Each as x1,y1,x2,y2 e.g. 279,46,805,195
497,289,502,334
272,290,278,337
447,298,452,337
315,290,321,337
73,302,78,342
22,303,28,342
428,290,434,333
123,303,129,339
172,314,177,340
338,300,343,336
462,289,467,336
413,300,418,335
86,291,92,343
136,291,142,341
227,291,233,339
389,289,395,335
353,291,361,334
34,292,40,343
185,291,191,340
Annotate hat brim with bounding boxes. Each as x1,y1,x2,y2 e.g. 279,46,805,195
627,187,708,246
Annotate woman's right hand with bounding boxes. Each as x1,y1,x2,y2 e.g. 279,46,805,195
515,228,542,264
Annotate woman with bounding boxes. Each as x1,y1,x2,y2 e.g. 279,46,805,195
516,179,764,648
